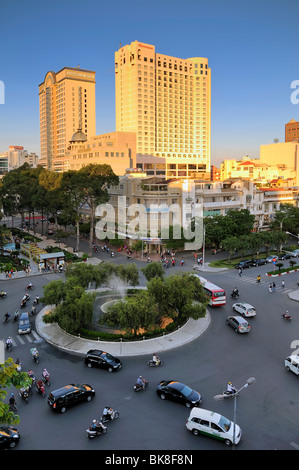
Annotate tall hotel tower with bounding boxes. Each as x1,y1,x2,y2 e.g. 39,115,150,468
115,41,211,179
39,67,96,170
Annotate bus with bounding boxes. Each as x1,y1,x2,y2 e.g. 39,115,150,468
194,275,226,306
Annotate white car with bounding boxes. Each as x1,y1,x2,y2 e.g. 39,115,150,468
232,302,256,318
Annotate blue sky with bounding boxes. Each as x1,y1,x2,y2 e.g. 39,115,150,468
1,0,299,166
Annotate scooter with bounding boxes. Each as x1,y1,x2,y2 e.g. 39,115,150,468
0,291,7,298
6,341,12,352
134,380,149,392
231,291,239,299
101,410,119,423
148,359,164,367
12,311,19,322
19,388,30,403
222,389,239,398
86,422,107,438
30,348,39,364
282,312,292,321
26,284,34,290
3,314,10,324
42,374,50,386
36,382,46,398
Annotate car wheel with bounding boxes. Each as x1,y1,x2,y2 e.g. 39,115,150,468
108,367,113,373
234,328,238,333
185,402,192,408
225,439,232,446
160,393,166,400
192,429,199,436
60,406,67,413
86,395,93,402
9,441,17,448
87,362,92,368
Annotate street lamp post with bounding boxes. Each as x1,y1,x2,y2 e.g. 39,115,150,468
202,224,205,271
214,377,255,449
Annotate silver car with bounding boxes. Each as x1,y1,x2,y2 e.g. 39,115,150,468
226,316,250,333
232,302,256,318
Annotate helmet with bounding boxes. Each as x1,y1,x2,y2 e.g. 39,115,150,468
93,419,97,423
228,382,232,385
139,376,142,378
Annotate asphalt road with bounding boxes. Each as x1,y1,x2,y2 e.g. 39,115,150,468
1,258,299,451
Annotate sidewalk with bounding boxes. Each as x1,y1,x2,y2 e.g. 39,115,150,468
35,306,211,358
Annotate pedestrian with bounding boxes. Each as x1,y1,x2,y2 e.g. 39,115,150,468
269,283,272,293
281,280,285,289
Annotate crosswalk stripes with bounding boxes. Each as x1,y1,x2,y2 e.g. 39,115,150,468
219,271,292,293
1,330,42,347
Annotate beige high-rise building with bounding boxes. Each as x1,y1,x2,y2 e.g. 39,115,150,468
39,67,96,170
115,40,211,179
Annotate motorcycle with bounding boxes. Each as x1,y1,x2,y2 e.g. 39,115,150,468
12,311,19,322
102,409,119,423
231,291,239,299
134,379,149,392
20,299,27,308
282,312,292,321
30,348,39,364
36,382,46,398
27,371,36,385
42,374,50,386
148,359,164,367
0,291,7,299
26,284,34,290
19,387,30,403
222,389,239,399
86,422,107,439
6,341,12,352
3,314,10,324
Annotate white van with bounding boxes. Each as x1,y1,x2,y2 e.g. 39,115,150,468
186,408,242,446
285,355,299,376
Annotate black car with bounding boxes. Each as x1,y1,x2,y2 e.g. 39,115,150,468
235,260,253,269
47,383,95,413
156,380,202,408
84,349,122,372
252,258,267,266
0,426,20,449
278,253,293,260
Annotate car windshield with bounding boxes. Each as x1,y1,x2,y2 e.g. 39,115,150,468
247,308,255,313
218,415,231,432
101,352,114,363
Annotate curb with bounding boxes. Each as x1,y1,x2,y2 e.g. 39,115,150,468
36,306,211,357
266,268,299,278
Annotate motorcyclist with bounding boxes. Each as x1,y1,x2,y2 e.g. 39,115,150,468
36,379,44,392
30,305,36,315
4,312,10,322
226,382,237,395
34,295,40,304
257,275,261,283
92,419,105,434
13,310,19,321
30,347,38,358
0,290,5,297
6,337,12,349
103,406,113,421
9,393,17,410
232,288,239,297
27,282,33,289
152,353,160,365
42,368,50,382
137,376,146,389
